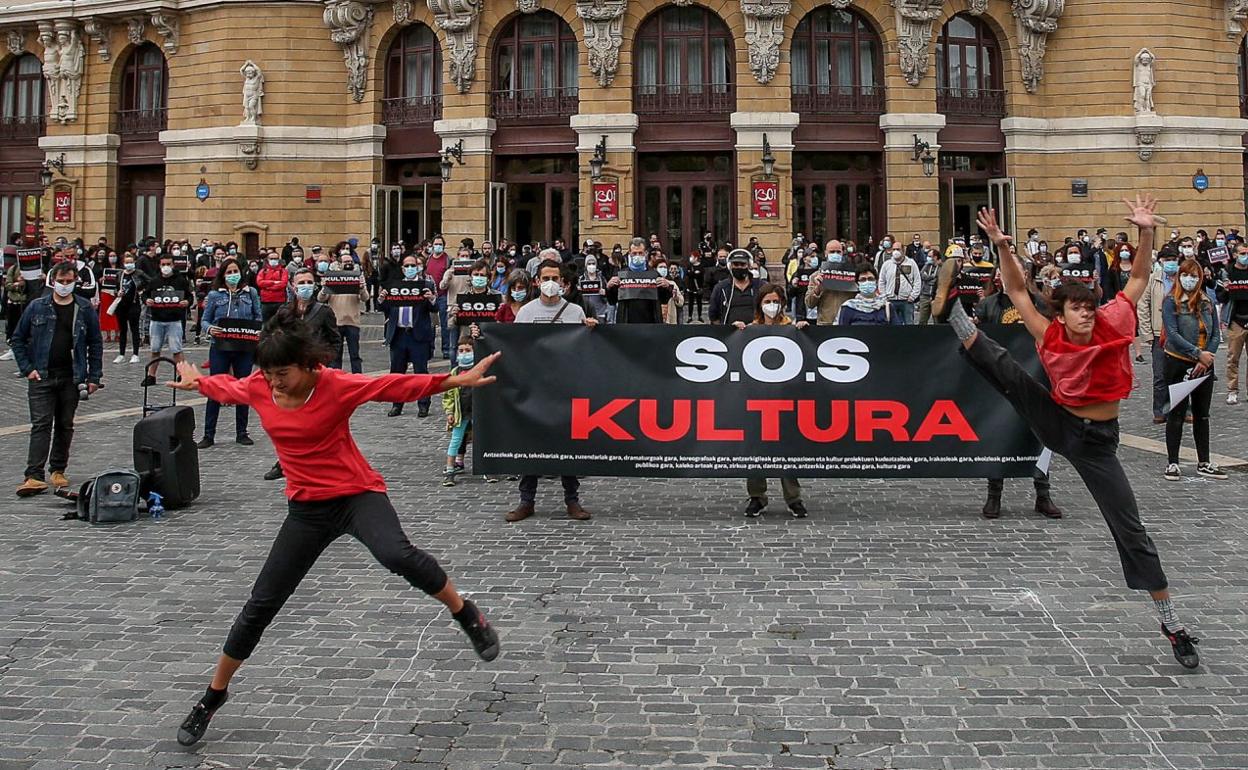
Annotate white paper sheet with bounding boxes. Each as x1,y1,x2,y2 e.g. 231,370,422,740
1166,375,1211,413
1035,447,1053,475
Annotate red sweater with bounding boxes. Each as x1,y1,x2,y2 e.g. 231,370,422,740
1038,294,1135,407
198,367,447,501
255,265,290,304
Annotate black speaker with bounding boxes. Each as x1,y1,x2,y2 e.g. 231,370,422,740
133,405,200,509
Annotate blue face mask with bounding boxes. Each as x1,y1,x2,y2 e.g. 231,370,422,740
403,266,419,279
511,288,528,302
1161,261,1180,276
295,284,315,300
628,255,647,271
457,352,475,368
496,265,506,274
1179,275,1200,292
1237,254,1248,266
471,275,488,289
858,280,877,296
827,252,844,264
225,273,241,287
317,260,329,273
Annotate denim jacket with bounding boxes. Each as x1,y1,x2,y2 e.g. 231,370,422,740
1162,293,1220,362
201,287,262,337
11,295,104,384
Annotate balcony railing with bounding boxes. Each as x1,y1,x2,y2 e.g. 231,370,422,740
791,85,885,116
0,115,45,141
489,87,579,120
116,107,167,135
382,94,443,126
936,87,1006,118
633,83,734,116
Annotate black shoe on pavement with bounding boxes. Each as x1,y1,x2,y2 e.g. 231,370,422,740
1163,624,1200,669
417,404,430,418
387,405,403,417
140,374,157,387
196,436,214,450
236,434,254,446
744,497,765,518
981,496,1001,519
789,501,808,519
176,689,228,747
454,599,500,661
263,462,284,481
1034,496,1063,519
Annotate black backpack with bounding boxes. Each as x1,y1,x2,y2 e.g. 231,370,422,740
75,469,142,524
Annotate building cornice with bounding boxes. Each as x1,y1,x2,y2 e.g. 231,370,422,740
0,0,322,26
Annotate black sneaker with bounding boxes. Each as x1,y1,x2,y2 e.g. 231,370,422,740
140,374,157,387
236,435,254,446
386,405,403,417
417,404,430,418
262,462,284,481
196,436,214,450
789,501,808,519
1163,624,1200,669
455,600,499,661
176,691,228,747
744,497,765,518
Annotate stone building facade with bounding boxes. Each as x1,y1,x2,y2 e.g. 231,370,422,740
2,0,1247,260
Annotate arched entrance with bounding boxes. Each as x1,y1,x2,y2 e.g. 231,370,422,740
380,22,443,248
115,42,168,246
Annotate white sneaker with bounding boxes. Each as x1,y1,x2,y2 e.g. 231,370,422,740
1228,392,1239,405
129,355,140,364
0,349,12,361
113,354,126,364
1164,463,1182,481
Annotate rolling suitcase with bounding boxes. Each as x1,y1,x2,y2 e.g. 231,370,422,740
133,358,200,509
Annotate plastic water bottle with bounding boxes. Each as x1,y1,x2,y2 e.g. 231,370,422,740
148,492,164,521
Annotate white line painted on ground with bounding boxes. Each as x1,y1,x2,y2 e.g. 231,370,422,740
1118,432,1247,468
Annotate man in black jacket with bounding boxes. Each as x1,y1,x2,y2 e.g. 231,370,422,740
709,249,766,326
604,237,673,324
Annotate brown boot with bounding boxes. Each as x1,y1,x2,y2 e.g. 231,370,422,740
16,477,49,497
566,501,591,520
1034,496,1063,519
981,495,1001,519
505,503,534,523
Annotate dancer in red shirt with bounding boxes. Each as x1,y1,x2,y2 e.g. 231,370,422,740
949,195,1199,669
168,309,502,746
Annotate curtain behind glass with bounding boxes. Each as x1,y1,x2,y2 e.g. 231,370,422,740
638,39,657,92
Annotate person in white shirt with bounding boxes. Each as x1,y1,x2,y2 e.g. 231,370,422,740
877,247,921,324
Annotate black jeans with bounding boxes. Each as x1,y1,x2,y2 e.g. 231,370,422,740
118,309,141,356
223,491,448,661
333,325,363,374
5,301,25,343
987,468,1051,498
25,375,80,480
963,333,1168,591
1150,339,1169,419
519,475,580,505
1163,355,1213,464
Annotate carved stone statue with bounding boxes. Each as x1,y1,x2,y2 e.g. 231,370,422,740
54,21,84,123
1133,48,1156,115
742,0,791,85
37,23,61,118
241,60,264,126
892,0,943,87
428,0,483,94
577,0,626,87
323,0,374,102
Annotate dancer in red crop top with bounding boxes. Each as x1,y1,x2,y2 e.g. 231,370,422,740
166,309,504,747
948,195,1198,670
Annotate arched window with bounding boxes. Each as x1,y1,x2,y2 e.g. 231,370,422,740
383,24,442,125
634,6,733,116
118,43,168,134
936,14,1003,117
791,9,883,115
1,54,44,140
491,11,578,120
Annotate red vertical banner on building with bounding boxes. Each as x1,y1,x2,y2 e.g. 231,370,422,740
751,180,779,219
592,180,618,221
53,188,72,223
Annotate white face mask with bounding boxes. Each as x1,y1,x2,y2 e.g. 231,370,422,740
657,266,669,277
761,301,781,319
1066,253,1082,265
586,264,597,275
160,265,174,277
892,250,903,261
540,279,563,298
1181,246,1195,257
52,281,75,298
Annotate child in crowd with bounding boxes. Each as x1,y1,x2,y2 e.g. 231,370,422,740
442,338,476,486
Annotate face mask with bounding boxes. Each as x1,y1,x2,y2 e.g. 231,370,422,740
858,280,877,296
1119,250,1130,259
510,288,528,302
1047,278,1062,289
107,255,116,264
456,352,475,368
317,261,329,273
509,250,517,257
881,240,892,249
1217,239,1227,247
123,263,135,272
761,301,781,319
657,266,669,277
1162,261,1180,276
471,275,488,289
160,265,173,277
52,282,75,297
892,250,903,261
730,268,749,280
1237,254,1248,266
1081,236,1091,244
228,248,237,256
225,273,241,287
295,284,316,300
432,244,444,254
806,256,819,267
292,255,303,263
1180,247,1195,257
1179,275,1200,292
540,280,563,298
628,255,647,271
496,265,506,274
403,266,419,280
586,264,597,275
826,252,843,264
1066,253,1082,264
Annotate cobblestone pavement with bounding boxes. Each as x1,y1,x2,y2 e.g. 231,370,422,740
0,330,1246,770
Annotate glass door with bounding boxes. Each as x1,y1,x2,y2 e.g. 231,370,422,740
988,177,1015,259
640,182,732,258
488,182,508,244
371,185,402,252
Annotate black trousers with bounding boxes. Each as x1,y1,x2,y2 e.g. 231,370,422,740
117,309,141,356
987,469,1051,498
963,333,1168,591
222,491,449,661
1163,355,1213,464
25,376,79,480
5,301,25,343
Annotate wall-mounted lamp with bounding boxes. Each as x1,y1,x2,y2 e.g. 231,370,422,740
439,139,464,183
40,153,66,188
761,133,776,178
589,134,608,180
913,134,935,177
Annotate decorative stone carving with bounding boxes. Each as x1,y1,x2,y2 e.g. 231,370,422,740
150,12,179,55
81,19,111,61
50,20,84,124
891,0,942,87
428,0,482,94
126,17,145,46
240,138,262,170
1135,115,1162,162
827,0,854,8
241,60,265,126
577,0,625,87
1012,0,1063,94
394,0,413,24
1133,48,1156,116
968,0,988,13
1229,0,1248,38
37,23,60,118
517,0,541,11
324,0,374,102
742,0,790,85
6,28,24,56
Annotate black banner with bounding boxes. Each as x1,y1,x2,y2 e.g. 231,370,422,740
322,270,364,294
818,265,857,292
457,293,501,325
382,279,435,306
100,268,121,292
579,278,603,295
451,257,475,276
791,268,814,290
1058,262,1096,288
148,285,184,307
1225,276,1248,296
617,272,660,302
17,247,43,280
953,266,994,299
212,318,262,352
474,325,1043,478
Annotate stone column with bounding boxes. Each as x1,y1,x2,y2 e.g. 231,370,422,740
39,133,120,242
433,117,494,241
880,113,945,242
571,112,637,247
731,111,799,278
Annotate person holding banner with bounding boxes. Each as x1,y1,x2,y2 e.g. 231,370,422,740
965,197,1201,670
606,238,674,324
141,254,193,383
166,317,502,748
1160,261,1225,481
317,253,368,375
198,258,263,449
2,258,31,361
380,253,437,418
1218,241,1248,404
805,240,862,325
